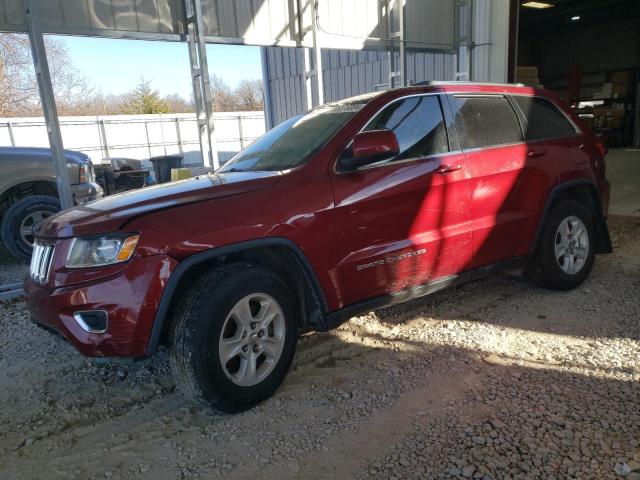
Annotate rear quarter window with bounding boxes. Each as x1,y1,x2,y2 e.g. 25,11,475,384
512,96,578,141
450,96,523,149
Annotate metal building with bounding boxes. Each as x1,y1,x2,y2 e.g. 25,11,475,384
262,0,512,126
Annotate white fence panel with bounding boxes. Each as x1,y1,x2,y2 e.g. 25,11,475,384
0,112,266,168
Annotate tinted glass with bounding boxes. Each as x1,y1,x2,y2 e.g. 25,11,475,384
451,96,523,149
513,96,577,141
218,96,375,172
365,95,449,160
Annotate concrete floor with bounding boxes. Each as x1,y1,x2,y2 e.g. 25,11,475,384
607,147,640,216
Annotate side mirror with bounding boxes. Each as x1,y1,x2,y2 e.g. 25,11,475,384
339,130,400,172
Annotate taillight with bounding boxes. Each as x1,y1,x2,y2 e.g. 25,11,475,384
79,165,88,183
595,139,607,158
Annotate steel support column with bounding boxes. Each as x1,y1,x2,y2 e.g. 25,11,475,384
184,0,218,169
311,0,324,105
387,0,406,89
25,0,74,210
260,47,275,129
301,0,324,110
507,0,520,83
303,47,315,111
454,0,473,81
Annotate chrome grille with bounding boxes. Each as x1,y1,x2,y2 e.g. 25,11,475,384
30,242,54,285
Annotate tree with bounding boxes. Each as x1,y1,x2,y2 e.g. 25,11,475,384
0,33,262,117
209,73,238,112
209,74,264,112
0,34,37,116
121,78,170,114
163,93,194,113
0,33,94,117
234,79,263,111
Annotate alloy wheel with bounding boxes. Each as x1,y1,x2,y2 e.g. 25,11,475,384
218,293,286,387
554,215,589,275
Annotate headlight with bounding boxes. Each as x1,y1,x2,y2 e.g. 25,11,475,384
66,234,139,268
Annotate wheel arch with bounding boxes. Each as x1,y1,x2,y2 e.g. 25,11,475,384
146,237,329,355
0,180,58,218
531,179,612,255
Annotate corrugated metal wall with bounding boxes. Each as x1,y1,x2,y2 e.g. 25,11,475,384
0,0,183,38
315,0,454,51
1,0,454,49
263,47,309,124
471,0,509,83
322,49,455,101
264,47,457,125
0,0,310,45
404,0,455,50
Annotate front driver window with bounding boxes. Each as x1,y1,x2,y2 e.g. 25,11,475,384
365,95,450,161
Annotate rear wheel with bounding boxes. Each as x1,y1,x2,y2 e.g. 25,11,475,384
532,200,595,290
169,263,298,412
1,195,60,260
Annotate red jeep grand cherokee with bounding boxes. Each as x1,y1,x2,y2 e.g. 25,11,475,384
25,83,611,412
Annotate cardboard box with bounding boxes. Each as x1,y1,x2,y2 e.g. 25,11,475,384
612,82,628,97
517,66,539,76
518,75,541,87
610,71,629,84
593,107,625,117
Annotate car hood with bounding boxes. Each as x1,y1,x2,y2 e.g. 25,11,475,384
37,171,282,238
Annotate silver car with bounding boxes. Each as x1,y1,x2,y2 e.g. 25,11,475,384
0,147,103,260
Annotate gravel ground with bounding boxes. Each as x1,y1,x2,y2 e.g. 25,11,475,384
0,216,638,480
0,245,28,285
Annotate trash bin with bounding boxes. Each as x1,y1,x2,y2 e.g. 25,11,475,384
149,155,183,184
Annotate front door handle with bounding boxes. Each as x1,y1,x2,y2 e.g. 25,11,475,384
435,164,462,174
527,149,546,158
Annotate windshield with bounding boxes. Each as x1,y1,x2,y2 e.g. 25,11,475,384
217,94,377,173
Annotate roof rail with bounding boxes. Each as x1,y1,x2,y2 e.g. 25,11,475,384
412,80,527,88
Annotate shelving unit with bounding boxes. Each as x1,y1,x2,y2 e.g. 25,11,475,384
546,68,638,147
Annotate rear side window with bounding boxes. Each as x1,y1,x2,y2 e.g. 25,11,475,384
365,95,449,160
451,96,523,149
512,96,577,141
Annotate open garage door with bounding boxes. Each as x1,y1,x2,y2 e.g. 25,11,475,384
515,0,640,147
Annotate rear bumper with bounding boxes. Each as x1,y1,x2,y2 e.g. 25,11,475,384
24,254,176,358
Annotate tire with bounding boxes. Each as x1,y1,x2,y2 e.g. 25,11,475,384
532,199,595,291
169,263,299,412
0,195,60,261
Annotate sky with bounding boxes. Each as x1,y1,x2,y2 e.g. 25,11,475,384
53,35,263,99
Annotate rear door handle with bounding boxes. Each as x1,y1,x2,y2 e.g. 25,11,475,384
527,149,546,158
435,164,462,174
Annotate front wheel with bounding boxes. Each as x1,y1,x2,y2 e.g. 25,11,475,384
532,199,595,290
1,195,60,260
169,263,298,412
